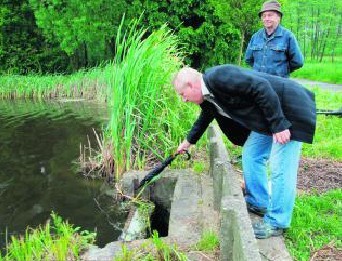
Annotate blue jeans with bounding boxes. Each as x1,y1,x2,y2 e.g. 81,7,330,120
242,131,302,228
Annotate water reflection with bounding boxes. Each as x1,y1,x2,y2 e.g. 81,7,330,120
0,100,126,249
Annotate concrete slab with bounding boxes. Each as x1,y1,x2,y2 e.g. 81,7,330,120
249,212,293,261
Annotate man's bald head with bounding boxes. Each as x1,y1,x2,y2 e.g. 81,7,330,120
172,67,204,104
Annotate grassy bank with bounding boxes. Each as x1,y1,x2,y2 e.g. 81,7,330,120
0,213,95,261
285,189,342,261
302,88,342,159
291,60,342,84
0,68,108,101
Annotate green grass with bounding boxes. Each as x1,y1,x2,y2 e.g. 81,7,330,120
1,212,96,261
291,61,342,84
302,88,342,159
285,189,342,261
193,230,219,251
104,14,198,178
0,67,108,101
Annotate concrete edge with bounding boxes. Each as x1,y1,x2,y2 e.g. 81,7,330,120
208,125,262,261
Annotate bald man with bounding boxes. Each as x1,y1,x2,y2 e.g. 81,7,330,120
172,64,316,239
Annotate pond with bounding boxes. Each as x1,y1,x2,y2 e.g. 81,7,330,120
0,100,127,250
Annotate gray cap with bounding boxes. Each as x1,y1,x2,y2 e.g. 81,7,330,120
259,0,283,17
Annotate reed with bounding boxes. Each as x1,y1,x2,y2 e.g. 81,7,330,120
0,68,108,101
291,60,342,84
1,212,95,260
104,15,197,178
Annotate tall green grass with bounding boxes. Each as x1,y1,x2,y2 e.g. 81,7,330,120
1,212,96,261
105,15,198,176
291,60,342,84
0,68,108,101
302,88,342,159
285,189,342,261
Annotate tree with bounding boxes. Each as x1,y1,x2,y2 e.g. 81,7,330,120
282,0,342,62
209,0,264,65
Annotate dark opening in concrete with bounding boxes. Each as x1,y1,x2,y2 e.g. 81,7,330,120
148,177,177,237
150,201,169,237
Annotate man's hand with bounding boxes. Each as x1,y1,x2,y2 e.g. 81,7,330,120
273,129,291,144
177,139,191,154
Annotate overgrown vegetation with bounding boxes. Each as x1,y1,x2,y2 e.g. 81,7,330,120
113,229,219,260
192,230,220,252
302,88,342,159
104,15,197,178
285,189,342,261
0,212,96,261
0,68,108,100
291,60,342,84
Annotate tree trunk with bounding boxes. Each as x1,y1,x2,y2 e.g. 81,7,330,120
310,5,315,60
238,30,245,66
83,41,88,68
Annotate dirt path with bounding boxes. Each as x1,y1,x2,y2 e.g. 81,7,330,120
293,78,342,92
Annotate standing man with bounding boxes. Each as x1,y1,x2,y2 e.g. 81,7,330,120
245,0,304,78
173,64,316,239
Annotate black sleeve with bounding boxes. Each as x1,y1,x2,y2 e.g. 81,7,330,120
187,102,215,144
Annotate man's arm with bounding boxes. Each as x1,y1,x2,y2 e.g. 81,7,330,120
287,33,304,72
177,102,215,153
186,103,215,144
245,40,254,67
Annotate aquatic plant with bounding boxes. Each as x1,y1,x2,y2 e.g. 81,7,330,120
1,212,96,261
102,15,197,179
0,68,108,101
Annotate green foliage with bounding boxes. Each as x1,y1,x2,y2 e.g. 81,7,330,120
0,0,341,73
29,0,126,62
193,230,219,251
302,88,342,159
192,161,208,174
282,0,342,62
0,67,108,100
1,212,96,261
0,0,70,74
291,60,342,84
1,0,268,74
285,189,342,261
106,15,198,176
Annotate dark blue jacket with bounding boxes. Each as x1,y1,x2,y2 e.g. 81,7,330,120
186,65,316,146
245,25,304,78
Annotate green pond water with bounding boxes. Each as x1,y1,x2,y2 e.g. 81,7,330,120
0,100,127,250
